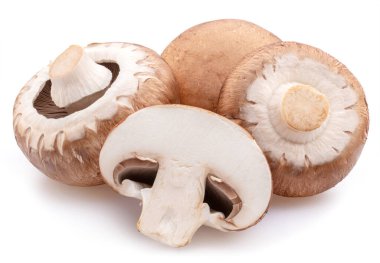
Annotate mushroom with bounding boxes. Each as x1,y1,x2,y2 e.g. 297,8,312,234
162,19,280,112
218,42,369,197
99,105,272,247
13,42,178,186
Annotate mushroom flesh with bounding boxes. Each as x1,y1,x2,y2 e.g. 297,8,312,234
100,105,272,247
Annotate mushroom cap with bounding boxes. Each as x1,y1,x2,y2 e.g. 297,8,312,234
218,42,369,197
13,42,178,186
162,19,281,112
100,105,272,245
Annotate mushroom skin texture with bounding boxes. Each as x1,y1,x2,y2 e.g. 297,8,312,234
218,42,369,197
13,42,178,186
100,105,272,247
162,19,280,112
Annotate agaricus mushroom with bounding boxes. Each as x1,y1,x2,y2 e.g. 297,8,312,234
162,19,280,112
99,105,272,247
13,43,178,186
218,42,369,197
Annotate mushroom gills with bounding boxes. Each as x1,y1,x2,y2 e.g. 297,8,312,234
33,62,120,119
113,158,242,219
114,158,158,187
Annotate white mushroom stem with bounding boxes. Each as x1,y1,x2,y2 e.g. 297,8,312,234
49,45,112,107
281,84,329,132
137,159,209,247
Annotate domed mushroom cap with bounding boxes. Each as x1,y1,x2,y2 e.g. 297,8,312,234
162,19,280,112
100,105,272,247
13,42,178,186
218,42,369,197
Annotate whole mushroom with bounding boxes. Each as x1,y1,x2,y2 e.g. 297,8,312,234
162,19,280,112
218,42,369,197
100,105,272,247
13,43,178,186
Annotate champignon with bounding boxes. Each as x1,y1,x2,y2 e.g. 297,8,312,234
99,105,272,247
13,43,178,186
162,19,280,112
218,42,369,197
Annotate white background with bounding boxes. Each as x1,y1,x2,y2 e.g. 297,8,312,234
1,0,379,262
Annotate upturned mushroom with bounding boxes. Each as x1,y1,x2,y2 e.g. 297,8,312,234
162,19,280,112
13,43,178,186
100,105,272,247
218,42,369,197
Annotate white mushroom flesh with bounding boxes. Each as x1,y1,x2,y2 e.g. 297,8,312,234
240,54,359,167
100,105,272,247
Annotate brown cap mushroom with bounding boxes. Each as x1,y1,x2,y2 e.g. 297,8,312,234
13,42,178,186
162,19,280,112
100,105,272,247
218,42,369,197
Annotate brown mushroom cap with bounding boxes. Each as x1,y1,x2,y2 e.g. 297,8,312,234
13,42,178,186
218,42,369,197
162,19,280,112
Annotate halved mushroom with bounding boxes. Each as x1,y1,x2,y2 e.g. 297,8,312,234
162,19,280,112
218,42,369,197
13,43,178,186
100,105,272,247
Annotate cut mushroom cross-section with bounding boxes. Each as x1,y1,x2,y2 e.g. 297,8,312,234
218,42,369,197
13,42,178,186
100,105,272,247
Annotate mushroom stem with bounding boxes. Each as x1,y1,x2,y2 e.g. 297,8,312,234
281,84,329,132
49,45,112,108
137,159,209,247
